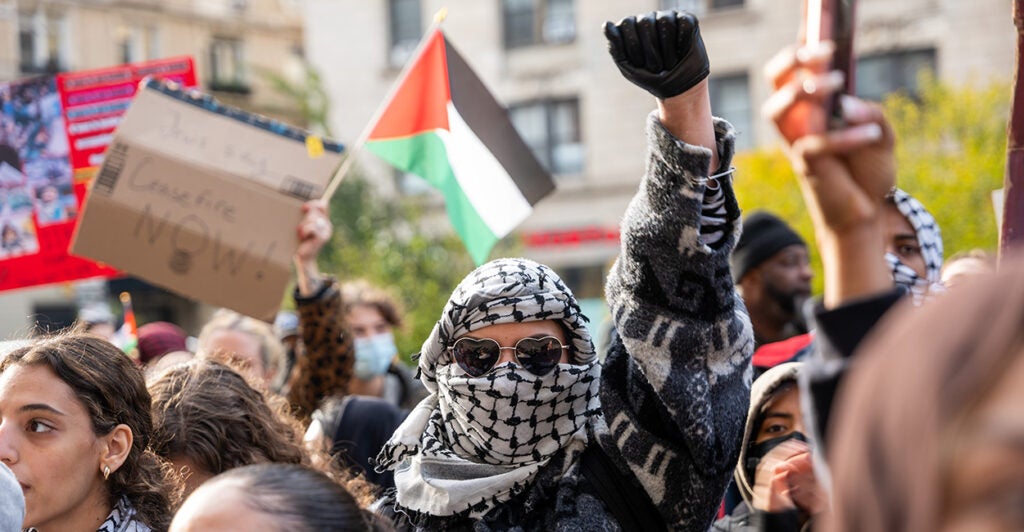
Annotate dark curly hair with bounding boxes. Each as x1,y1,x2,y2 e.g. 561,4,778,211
149,358,306,475
1,334,176,531
148,358,375,504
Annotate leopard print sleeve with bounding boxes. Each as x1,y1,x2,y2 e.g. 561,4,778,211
597,113,754,531
284,277,354,423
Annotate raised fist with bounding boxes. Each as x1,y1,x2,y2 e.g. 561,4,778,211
604,10,710,99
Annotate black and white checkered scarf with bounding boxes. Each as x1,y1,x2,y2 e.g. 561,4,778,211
375,258,601,518
95,497,151,532
886,188,944,300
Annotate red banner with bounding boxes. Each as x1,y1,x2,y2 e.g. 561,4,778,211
0,57,196,292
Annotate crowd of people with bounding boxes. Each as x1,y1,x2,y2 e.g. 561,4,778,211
0,8,1019,532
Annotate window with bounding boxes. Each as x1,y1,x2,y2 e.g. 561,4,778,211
509,98,583,176
118,26,159,65
559,263,609,343
709,73,753,150
559,263,606,299
502,0,575,49
388,0,422,67
209,37,249,93
19,9,70,74
856,48,937,101
711,0,745,8
659,0,744,14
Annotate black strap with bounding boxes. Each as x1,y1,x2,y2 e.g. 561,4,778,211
580,444,667,532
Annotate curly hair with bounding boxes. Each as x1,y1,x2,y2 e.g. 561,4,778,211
149,358,306,476
1,334,177,531
148,359,375,504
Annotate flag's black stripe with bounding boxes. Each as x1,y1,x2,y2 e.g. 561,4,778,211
444,36,555,206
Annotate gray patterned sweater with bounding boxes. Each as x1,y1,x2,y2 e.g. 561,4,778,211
597,113,753,531
380,114,753,531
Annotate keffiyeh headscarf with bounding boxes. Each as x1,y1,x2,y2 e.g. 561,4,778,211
376,258,601,518
885,188,944,299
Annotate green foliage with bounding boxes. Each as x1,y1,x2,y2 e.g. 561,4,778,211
732,149,822,291
886,74,1009,260
322,171,522,361
255,62,334,136
734,76,1011,294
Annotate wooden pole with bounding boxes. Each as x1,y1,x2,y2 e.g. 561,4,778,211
1000,0,1024,258
320,7,449,201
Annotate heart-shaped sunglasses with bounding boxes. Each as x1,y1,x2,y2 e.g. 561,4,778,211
449,336,569,377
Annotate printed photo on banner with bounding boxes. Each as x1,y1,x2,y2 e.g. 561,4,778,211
0,211,39,258
0,161,40,259
0,162,33,214
0,76,74,227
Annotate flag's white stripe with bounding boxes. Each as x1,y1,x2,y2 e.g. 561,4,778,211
438,102,532,237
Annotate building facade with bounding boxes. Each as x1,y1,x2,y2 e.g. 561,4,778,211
0,0,1013,337
302,0,1015,308
0,0,307,337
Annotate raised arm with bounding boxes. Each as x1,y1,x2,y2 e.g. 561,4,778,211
763,43,894,308
599,11,754,531
763,43,902,454
282,200,354,423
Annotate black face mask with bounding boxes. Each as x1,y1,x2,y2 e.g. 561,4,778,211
744,431,809,487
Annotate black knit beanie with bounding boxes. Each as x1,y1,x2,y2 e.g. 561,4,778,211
731,211,806,283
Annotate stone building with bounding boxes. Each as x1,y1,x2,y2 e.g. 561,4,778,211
301,0,1015,312
0,0,306,336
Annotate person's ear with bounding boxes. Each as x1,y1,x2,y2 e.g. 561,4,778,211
99,424,133,479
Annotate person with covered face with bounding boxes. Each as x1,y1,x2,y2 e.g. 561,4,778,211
713,362,825,531
372,10,752,530
882,187,944,299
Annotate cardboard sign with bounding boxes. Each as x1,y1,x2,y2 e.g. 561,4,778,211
72,79,344,321
0,57,196,292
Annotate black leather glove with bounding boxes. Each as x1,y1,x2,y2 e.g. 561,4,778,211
603,10,710,99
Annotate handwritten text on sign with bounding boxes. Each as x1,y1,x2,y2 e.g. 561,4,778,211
72,81,344,320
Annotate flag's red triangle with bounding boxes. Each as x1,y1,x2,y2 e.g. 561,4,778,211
368,30,451,140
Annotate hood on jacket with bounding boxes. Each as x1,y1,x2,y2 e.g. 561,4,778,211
734,361,803,505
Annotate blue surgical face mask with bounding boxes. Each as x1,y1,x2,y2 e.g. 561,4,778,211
353,332,396,379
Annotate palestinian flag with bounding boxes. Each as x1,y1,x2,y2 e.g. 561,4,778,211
364,29,555,265
117,291,139,361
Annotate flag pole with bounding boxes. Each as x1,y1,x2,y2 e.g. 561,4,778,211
321,7,450,201
1001,0,1024,259
118,291,139,361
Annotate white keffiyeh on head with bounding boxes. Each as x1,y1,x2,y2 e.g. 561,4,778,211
375,258,601,519
886,188,944,300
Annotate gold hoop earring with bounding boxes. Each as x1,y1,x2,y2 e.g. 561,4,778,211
103,465,110,481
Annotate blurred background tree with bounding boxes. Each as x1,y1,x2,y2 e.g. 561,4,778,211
733,76,1010,294
257,61,334,137
324,172,508,362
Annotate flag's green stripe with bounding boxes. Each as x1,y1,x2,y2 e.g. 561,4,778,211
366,132,498,265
